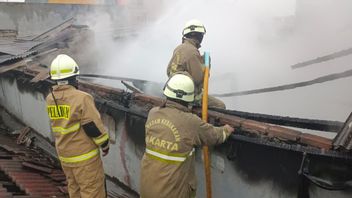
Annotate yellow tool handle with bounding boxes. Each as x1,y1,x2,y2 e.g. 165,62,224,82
202,51,212,198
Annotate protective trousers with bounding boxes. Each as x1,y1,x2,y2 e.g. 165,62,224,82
61,158,106,198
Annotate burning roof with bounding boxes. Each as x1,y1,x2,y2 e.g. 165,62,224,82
0,17,351,160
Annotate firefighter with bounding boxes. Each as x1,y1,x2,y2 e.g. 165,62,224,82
167,19,226,109
140,73,234,198
46,54,109,198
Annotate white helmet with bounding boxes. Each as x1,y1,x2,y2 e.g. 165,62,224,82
163,74,195,102
182,19,206,36
50,54,79,80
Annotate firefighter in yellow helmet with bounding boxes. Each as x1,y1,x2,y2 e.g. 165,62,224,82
140,73,234,198
167,19,226,109
46,54,109,198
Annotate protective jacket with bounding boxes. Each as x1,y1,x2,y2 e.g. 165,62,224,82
167,38,226,109
46,84,109,198
167,38,204,100
46,84,109,167
140,101,231,198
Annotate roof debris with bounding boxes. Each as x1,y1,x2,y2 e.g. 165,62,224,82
333,112,352,151
0,130,67,198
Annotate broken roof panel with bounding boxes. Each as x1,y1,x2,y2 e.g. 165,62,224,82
0,40,43,56
0,17,75,65
333,112,352,151
0,50,37,65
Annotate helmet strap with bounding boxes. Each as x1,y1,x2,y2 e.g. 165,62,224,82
49,88,61,118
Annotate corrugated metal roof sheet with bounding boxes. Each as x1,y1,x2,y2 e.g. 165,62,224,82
0,17,75,65
0,51,37,65
0,40,42,56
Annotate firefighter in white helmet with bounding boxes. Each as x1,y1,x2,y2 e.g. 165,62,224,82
140,73,234,198
167,19,226,109
46,54,109,198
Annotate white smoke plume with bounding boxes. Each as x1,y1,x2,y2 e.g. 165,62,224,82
86,0,352,127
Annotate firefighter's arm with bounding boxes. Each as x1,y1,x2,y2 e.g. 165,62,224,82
192,115,234,146
81,94,110,156
167,54,176,77
167,51,181,77
187,54,204,86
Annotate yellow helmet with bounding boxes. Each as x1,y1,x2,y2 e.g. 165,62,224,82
182,19,206,36
163,74,195,102
50,54,79,80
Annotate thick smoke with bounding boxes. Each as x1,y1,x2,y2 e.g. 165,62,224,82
88,0,352,128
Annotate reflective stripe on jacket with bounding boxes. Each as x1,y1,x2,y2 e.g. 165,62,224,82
46,85,109,167
145,147,195,164
140,101,231,198
59,148,99,163
52,122,80,135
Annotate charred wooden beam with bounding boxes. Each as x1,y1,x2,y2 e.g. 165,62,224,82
6,67,338,153
229,134,352,160
211,108,344,132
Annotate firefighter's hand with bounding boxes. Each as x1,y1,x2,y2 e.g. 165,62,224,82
224,124,234,134
202,54,212,69
102,146,109,157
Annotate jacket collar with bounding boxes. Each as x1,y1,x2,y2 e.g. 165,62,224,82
183,38,201,49
52,84,76,91
164,100,191,113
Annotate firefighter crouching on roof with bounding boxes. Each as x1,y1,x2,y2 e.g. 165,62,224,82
140,73,235,198
46,54,110,198
167,19,226,109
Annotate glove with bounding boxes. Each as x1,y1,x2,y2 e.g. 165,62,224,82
224,124,235,134
202,53,211,69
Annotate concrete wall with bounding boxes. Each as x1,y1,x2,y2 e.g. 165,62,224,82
0,78,52,139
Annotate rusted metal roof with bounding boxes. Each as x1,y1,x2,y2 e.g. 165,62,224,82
333,112,352,151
